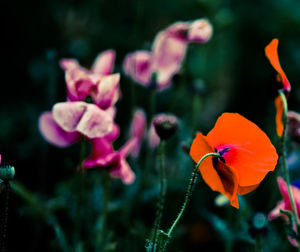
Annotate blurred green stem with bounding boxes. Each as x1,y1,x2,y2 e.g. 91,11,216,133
167,152,220,239
149,89,156,124
192,94,202,131
97,173,111,249
151,141,166,251
11,181,69,252
254,234,262,252
278,91,300,237
75,137,86,243
1,182,10,252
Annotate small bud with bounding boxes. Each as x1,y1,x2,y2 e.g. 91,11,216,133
288,111,300,143
153,114,179,140
187,19,213,43
0,165,15,181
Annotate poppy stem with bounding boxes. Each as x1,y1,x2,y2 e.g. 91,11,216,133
167,152,220,238
278,91,299,231
151,141,166,251
0,182,10,252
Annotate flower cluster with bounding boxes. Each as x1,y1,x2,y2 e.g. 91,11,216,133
39,50,143,184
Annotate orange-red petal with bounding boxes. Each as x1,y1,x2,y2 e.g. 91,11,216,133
190,133,240,208
265,39,291,92
237,184,259,195
275,95,284,137
206,113,278,187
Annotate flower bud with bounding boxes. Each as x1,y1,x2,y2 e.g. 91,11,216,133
152,114,179,140
187,19,213,43
288,111,300,143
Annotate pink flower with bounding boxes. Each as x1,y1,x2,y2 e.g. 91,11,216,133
148,123,160,148
269,177,300,247
129,109,147,157
123,19,212,91
60,50,118,105
123,51,152,86
83,125,136,184
39,101,114,147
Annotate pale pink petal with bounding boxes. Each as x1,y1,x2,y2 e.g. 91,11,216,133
76,103,113,138
39,112,80,147
148,123,160,148
91,50,116,75
110,159,135,184
187,19,213,43
130,109,147,157
59,59,80,71
91,73,120,109
53,102,87,132
152,31,187,89
123,51,152,86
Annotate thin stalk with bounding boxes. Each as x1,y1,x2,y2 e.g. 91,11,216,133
97,173,111,248
278,90,300,243
1,182,10,252
167,152,220,237
149,89,156,125
151,141,166,251
254,234,262,252
75,137,86,242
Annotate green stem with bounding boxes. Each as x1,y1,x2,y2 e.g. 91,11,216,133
97,173,111,248
278,90,300,243
149,89,156,125
254,234,262,252
1,182,10,252
151,141,166,251
75,137,86,243
167,152,220,237
11,181,69,251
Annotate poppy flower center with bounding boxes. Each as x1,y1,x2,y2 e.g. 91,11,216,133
213,147,230,167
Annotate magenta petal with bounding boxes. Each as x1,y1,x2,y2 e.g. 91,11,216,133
53,102,87,132
65,68,93,101
268,200,287,220
277,177,300,217
104,124,119,142
130,109,147,157
83,152,119,169
76,103,113,138
91,50,116,75
39,112,80,147
110,159,135,184
59,59,79,71
123,51,152,86
166,22,189,41
92,74,120,109
119,138,137,158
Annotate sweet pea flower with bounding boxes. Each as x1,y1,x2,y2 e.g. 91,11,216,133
123,18,213,91
265,39,291,137
269,177,300,247
39,101,114,147
83,125,136,184
60,50,117,103
288,111,300,143
190,113,278,208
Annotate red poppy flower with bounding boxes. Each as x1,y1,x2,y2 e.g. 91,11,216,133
265,39,291,137
190,113,278,208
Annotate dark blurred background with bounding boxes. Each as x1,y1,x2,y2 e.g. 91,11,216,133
1,0,300,251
